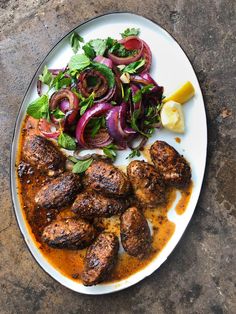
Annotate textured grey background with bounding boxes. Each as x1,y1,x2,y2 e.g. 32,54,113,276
0,0,235,313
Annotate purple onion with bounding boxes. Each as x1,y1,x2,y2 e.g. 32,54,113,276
93,55,113,69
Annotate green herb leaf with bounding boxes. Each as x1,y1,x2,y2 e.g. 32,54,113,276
122,59,145,74
121,28,140,38
92,62,115,88
51,107,65,119
132,90,142,103
126,149,141,159
132,84,154,103
124,87,131,102
70,32,84,54
131,109,149,137
89,39,107,56
51,71,72,90
87,117,105,138
109,42,137,58
106,37,116,49
68,156,79,163
58,132,76,150
82,43,96,59
27,94,49,119
72,158,93,174
80,93,94,115
68,54,91,72
102,144,117,161
39,66,53,86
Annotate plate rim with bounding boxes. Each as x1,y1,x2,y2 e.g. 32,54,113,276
10,11,208,295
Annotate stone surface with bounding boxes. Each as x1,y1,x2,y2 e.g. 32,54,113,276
0,0,235,313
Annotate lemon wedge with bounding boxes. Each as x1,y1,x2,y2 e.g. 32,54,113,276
161,101,185,133
163,81,195,104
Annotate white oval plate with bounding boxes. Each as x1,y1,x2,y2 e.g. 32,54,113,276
11,12,207,294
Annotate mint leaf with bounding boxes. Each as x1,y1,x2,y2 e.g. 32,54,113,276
39,66,53,86
82,43,96,59
51,108,65,119
51,72,72,90
122,58,145,74
106,37,116,49
68,54,91,72
102,144,117,161
92,62,115,88
89,39,107,56
27,94,49,119
80,93,94,115
126,149,141,159
121,28,140,38
72,158,93,174
68,156,79,163
82,39,107,58
58,132,76,150
70,32,84,54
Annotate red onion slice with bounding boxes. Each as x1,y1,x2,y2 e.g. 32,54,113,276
108,36,144,65
49,89,79,125
140,40,152,73
48,68,66,75
37,80,42,96
93,56,113,69
94,85,116,104
106,106,125,140
59,99,71,112
78,69,109,99
84,128,113,148
106,103,136,147
76,102,113,148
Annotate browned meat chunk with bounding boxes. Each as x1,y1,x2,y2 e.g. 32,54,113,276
35,172,81,209
127,160,165,207
23,135,65,176
42,217,96,249
120,207,151,259
72,190,129,219
81,232,119,286
83,160,131,196
150,140,191,188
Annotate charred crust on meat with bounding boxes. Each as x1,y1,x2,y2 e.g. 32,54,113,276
150,140,191,188
81,232,119,286
120,207,151,259
42,217,96,249
35,172,82,209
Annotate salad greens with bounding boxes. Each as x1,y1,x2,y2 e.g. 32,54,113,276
26,27,164,161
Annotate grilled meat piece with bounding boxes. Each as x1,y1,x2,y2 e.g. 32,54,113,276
150,140,191,188
35,172,81,209
127,160,165,207
72,190,129,219
81,232,119,286
120,207,151,259
83,160,131,196
23,135,65,176
42,217,96,249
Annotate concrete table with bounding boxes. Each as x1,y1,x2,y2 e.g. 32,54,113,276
0,1,235,313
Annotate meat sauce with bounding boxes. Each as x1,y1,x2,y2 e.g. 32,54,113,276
16,116,193,284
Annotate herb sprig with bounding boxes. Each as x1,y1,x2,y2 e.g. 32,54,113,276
121,28,140,38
